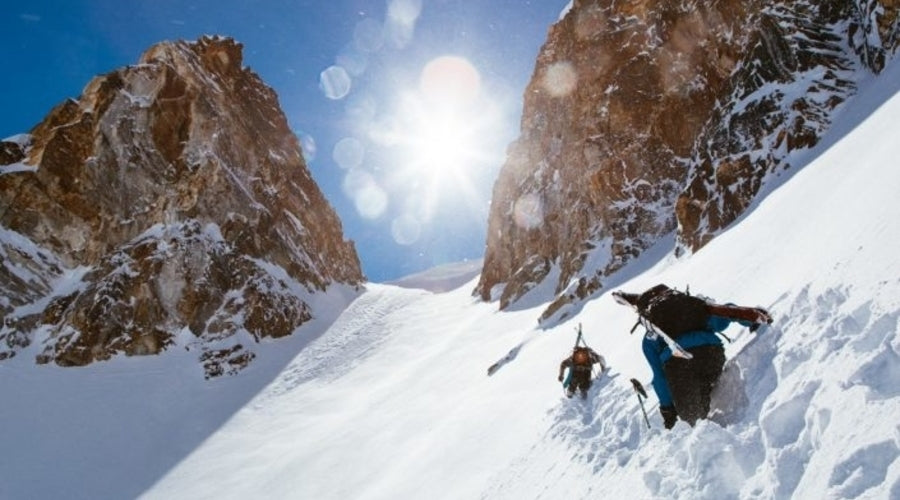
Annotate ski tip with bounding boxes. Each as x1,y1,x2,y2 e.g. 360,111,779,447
612,290,638,307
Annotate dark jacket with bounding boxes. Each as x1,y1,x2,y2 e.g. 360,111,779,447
558,348,606,380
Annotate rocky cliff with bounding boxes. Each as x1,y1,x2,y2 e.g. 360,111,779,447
476,0,898,322
0,36,364,376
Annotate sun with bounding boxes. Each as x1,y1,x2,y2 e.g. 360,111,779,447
405,55,483,180
360,54,510,245
403,95,477,176
387,56,496,201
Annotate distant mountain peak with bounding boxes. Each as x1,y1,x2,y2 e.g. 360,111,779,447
0,36,364,376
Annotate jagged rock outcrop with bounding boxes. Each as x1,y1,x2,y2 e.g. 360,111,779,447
0,36,364,375
476,0,898,322
677,0,897,251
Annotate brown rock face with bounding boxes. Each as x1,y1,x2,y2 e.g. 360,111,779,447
676,1,890,252
476,0,898,322
0,37,364,375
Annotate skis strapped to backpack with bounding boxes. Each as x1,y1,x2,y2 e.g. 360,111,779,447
637,284,710,338
574,323,586,348
614,286,773,359
572,324,593,365
567,324,605,378
613,289,694,360
639,317,694,359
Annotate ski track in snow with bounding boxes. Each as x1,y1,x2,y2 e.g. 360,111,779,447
258,284,430,401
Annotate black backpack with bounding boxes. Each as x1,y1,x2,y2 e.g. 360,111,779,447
636,284,710,338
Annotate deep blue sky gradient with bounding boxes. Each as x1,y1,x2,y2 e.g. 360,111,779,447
1,1,565,282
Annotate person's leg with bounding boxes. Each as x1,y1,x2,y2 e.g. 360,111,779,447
663,357,699,424
664,345,725,425
694,345,726,417
575,371,591,398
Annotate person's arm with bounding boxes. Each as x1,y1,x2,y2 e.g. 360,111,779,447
708,303,772,325
558,358,571,381
591,351,607,372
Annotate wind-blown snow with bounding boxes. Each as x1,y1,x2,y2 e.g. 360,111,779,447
2,56,899,500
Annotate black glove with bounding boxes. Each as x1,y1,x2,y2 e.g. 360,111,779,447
749,308,772,332
630,378,648,398
558,374,563,382
660,405,678,429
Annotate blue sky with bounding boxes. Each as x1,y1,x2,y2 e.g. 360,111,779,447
1,1,565,282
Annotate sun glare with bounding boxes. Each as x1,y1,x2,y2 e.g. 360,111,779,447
358,54,510,245
405,100,474,174
385,56,496,199
420,55,481,105
407,56,483,178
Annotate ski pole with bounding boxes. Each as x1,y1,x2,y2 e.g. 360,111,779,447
631,378,651,429
636,393,651,429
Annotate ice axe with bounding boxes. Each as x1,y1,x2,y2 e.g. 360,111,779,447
630,378,651,429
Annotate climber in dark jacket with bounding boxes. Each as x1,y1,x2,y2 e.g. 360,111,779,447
558,347,606,399
614,284,772,428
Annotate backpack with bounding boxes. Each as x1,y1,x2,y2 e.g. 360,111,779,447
636,284,710,338
572,347,592,366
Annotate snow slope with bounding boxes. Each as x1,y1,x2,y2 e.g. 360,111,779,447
147,59,900,499
2,53,900,500
0,283,361,500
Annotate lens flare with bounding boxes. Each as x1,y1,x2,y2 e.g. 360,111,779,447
298,132,317,163
542,61,578,97
354,18,385,53
333,137,365,170
336,45,368,77
419,56,481,106
387,0,422,48
343,169,387,219
320,65,351,100
391,214,422,245
513,193,544,229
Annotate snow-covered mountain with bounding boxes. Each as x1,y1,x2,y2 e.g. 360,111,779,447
476,0,898,324
2,53,898,499
0,37,364,376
